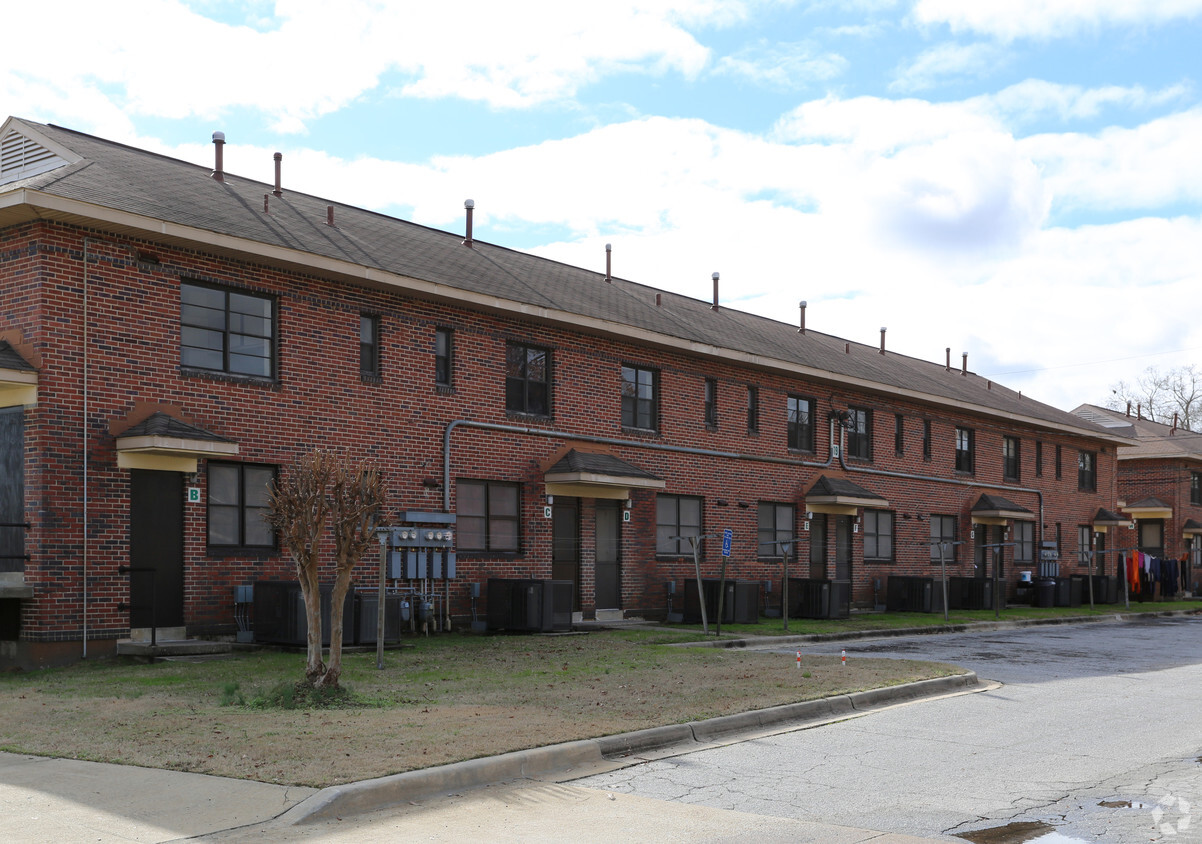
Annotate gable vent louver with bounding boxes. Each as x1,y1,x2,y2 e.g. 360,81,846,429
1,129,68,185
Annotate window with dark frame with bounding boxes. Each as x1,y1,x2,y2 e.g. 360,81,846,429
1078,450,1097,492
757,502,795,559
359,313,380,378
505,342,551,416
922,419,932,460
1192,471,1202,505
846,407,872,460
1035,441,1043,477
456,480,520,552
787,395,815,451
894,414,904,456
1003,436,1021,481
747,385,759,434
181,281,275,378
1055,444,1062,479
1013,521,1034,564
207,462,276,549
863,510,893,561
435,327,452,386
955,427,975,473
930,515,957,563
621,365,658,431
704,378,718,426
656,494,702,555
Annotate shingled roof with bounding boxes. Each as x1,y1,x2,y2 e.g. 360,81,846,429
0,340,34,372
1072,404,1202,462
0,116,1124,443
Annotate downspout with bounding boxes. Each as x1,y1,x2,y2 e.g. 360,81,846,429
443,419,836,510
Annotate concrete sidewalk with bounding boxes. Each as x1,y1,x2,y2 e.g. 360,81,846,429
0,672,979,843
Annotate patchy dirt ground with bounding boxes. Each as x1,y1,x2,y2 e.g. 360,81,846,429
0,631,963,787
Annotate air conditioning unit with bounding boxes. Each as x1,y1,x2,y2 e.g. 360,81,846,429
252,581,354,645
486,579,573,632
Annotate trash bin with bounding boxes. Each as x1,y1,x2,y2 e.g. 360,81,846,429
1035,578,1056,608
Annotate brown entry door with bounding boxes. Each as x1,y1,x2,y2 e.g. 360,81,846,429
595,501,621,609
129,470,184,628
552,499,580,611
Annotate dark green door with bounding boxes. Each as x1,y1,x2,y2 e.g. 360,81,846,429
129,470,184,628
0,408,24,575
552,499,580,611
595,501,621,609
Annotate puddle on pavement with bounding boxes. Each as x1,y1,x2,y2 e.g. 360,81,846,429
1098,799,1148,809
955,821,1088,844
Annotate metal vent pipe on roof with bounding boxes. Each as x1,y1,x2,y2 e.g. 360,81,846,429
946,347,951,371
879,327,886,355
273,152,282,197
326,205,335,226
961,352,968,376
211,131,225,182
798,301,806,334
711,272,720,311
463,199,474,248
263,194,269,213
605,243,612,282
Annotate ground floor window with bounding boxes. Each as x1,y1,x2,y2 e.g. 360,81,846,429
208,462,276,549
863,509,893,561
929,515,957,563
757,502,795,559
457,480,520,552
1013,521,1035,565
657,494,702,555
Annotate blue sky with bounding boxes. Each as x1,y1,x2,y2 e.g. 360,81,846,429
4,0,1201,410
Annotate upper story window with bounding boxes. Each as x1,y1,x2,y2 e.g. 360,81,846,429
787,395,815,452
955,427,975,473
1078,525,1093,567
1003,436,1021,481
1055,444,1062,479
435,327,453,386
757,502,795,559
457,479,519,553
704,378,718,426
359,314,380,379
747,386,759,434
1191,471,1201,505
656,494,701,555
1078,450,1097,493
621,365,659,431
846,407,872,460
863,509,893,561
181,281,275,378
922,419,932,461
1035,441,1043,477
505,343,550,416
894,414,905,456
930,515,957,563
208,462,276,550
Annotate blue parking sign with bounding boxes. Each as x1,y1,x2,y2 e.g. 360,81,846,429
722,528,733,557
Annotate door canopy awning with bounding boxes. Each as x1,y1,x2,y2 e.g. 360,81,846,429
0,340,37,408
1122,496,1172,520
1092,507,1132,532
1183,519,1202,537
114,411,238,472
543,449,664,500
804,475,888,516
971,493,1034,526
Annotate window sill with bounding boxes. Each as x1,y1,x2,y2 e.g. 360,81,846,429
622,426,660,437
360,373,383,385
206,546,279,558
506,411,554,423
435,384,455,395
181,367,279,389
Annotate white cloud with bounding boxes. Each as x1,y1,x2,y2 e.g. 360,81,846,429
889,42,1008,92
713,41,848,89
1020,107,1202,211
912,0,1202,41
979,79,1192,124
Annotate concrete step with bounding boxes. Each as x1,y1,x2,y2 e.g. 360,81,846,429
116,639,233,659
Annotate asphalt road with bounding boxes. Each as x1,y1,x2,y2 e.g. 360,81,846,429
574,615,1202,841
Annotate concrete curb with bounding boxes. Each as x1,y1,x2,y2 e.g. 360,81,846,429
679,607,1202,651
280,670,979,826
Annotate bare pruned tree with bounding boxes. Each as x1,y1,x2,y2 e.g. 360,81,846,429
1107,365,1201,431
266,450,386,689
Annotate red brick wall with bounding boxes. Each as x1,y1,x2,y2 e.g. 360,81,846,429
1,221,1123,652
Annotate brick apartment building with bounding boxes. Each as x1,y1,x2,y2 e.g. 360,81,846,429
0,116,1131,668
1073,404,1202,586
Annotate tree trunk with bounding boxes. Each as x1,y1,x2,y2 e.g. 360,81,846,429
298,562,325,682
319,563,356,688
